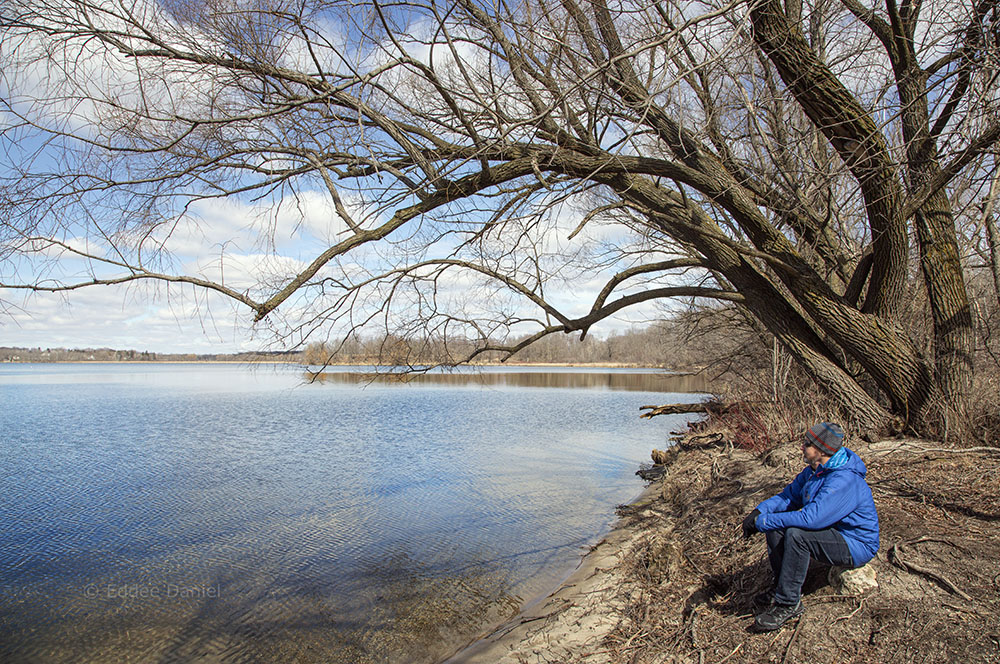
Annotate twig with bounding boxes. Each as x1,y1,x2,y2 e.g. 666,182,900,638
519,610,560,624
618,629,648,651
640,402,722,418
912,446,1000,455
683,551,709,576
870,442,1000,457
717,643,742,663
765,628,786,653
781,615,804,664
835,597,866,622
941,602,981,615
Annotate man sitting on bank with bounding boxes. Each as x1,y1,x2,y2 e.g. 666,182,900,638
742,422,880,631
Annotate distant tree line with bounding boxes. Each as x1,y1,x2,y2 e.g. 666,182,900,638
1,325,693,367
1,347,162,362
301,323,704,368
0,347,299,363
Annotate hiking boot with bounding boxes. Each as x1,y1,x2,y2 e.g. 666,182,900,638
752,589,775,609
753,600,804,631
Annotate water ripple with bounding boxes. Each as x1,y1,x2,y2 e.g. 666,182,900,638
0,364,704,663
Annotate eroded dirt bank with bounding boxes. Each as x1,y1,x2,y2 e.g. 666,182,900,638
448,431,1000,663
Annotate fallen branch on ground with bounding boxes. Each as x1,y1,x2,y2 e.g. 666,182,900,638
870,442,1000,457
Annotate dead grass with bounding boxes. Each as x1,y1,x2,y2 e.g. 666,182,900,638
594,432,1000,664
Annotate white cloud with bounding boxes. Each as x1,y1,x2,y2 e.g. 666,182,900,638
157,189,373,260
913,0,976,64
187,252,310,291
4,2,190,132
24,235,107,261
1,181,394,353
278,14,353,76
0,282,260,353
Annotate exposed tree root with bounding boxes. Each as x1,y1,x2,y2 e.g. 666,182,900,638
888,543,973,601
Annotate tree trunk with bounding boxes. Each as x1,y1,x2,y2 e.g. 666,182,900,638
896,64,974,415
980,167,1000,310
746,0,948,429
605,173,894,431
748,0,909,320
589,0,934,427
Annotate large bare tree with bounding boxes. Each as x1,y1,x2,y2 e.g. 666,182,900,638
1,0,998,434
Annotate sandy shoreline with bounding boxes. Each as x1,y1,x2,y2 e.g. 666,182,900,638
443,480,662,664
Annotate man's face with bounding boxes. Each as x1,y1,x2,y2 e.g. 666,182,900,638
802,442,826,469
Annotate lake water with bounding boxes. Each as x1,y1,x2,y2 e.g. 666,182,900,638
0,364,705,663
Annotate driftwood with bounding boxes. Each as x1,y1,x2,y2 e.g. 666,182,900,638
639,400,728,419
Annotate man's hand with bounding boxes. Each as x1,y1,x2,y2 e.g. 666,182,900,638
742,509,761,538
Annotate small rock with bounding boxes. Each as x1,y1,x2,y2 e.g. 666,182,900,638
829,564,878,595
650,447,678,465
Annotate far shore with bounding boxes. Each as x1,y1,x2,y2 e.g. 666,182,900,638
4,359,689,370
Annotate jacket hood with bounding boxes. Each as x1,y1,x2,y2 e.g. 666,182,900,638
822,446,867,477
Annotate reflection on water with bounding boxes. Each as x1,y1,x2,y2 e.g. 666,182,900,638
309,368,709,394
0,364,707,663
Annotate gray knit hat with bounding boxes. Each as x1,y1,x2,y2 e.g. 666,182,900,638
805,422,845,455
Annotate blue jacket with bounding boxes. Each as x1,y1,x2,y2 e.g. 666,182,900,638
755,447,879,566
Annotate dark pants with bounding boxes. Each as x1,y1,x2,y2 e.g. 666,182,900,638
766,527,854,605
